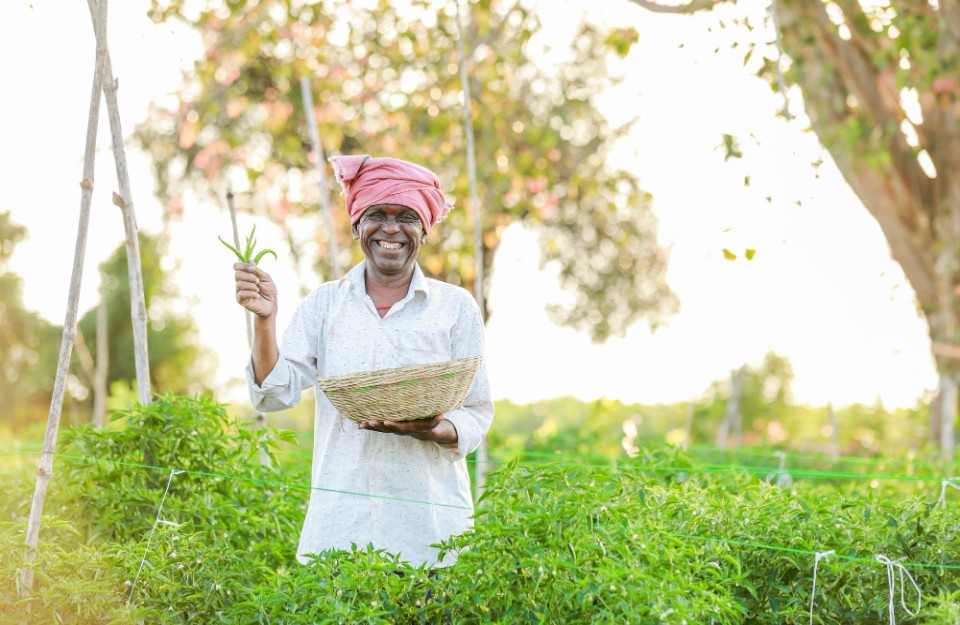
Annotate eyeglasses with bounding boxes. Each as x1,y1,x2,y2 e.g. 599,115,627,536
362,210,423,227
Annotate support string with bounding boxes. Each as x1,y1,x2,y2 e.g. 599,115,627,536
808,550,834,625
128,468,183,607
936,477,960,508
875,554,922,625
767,450,793,487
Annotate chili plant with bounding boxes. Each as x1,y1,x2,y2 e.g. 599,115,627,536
219,225,277,264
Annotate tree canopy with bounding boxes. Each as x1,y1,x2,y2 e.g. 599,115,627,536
627,0,960,451
0,212,59,430
137,0,677,340
75,234,214,408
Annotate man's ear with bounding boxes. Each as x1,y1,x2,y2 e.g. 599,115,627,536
420,232,427,244
352,224,360,240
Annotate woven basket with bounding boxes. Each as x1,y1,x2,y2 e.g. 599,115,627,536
317,356,482,423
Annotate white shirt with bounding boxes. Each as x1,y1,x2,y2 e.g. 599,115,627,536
247,261,493,567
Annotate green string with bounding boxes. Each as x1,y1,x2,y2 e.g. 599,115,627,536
4,449,953,485
497,447,956,470
46,451,472,511
6,441,957,474
658,531,960,570
4,451,960,572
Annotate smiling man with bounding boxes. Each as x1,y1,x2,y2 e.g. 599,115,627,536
232,155,493,569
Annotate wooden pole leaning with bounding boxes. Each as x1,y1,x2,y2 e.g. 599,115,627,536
20,0,110,596
85,0,151,405
454,0,488,503
300,75,342,279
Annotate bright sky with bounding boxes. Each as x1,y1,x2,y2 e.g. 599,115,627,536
1,0,938,410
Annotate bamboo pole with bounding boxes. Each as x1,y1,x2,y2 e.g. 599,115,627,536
300,75,342,279
85,0,151,405
226,191,270,466
455,0,488,502
20,0,109,595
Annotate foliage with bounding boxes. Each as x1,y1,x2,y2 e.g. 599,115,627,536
219,224,277,264
73,234,215,415
0,517,140,624
5,394,960,623
0,211,60,430
628,0,960,392
137,0,677,338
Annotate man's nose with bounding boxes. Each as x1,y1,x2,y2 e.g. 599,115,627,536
382,217,402,232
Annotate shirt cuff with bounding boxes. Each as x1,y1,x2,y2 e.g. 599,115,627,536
441,409,481,462
246,355,290,394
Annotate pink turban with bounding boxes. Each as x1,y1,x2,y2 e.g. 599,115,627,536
329,155,453,234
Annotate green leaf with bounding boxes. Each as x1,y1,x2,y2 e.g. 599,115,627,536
218,236,245,262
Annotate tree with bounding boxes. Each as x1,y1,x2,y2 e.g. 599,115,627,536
72,234,214,413
136,0,676,341
628,0,960,458
0,212,60,431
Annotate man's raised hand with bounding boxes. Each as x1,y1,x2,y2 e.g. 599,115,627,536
233,262,277,319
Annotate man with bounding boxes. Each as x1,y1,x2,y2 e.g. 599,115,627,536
234,155,493,568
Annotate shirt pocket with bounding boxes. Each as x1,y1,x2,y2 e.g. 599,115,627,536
322,313,379,377
388,324,452,368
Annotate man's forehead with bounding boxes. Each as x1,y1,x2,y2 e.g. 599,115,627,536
369,203,415,214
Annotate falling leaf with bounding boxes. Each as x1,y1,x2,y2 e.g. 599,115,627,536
722,248,737,260
745,249,756,260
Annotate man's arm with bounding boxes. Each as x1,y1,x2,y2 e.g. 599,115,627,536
234,261,280,385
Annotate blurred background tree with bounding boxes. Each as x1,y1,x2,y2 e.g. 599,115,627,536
136,0,677,340
72,234,214,417
626,0,960,456
0,212,59,431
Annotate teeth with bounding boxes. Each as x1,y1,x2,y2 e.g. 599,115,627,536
378,241,402,249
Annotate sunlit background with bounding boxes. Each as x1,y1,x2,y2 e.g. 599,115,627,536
0,0,942,449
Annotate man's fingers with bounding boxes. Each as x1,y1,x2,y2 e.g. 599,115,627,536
237,288,262,303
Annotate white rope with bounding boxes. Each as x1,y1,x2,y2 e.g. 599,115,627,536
127,469,183,606
767,450,793,487
875,554,922,625
936,477,960,508
808,550,835,625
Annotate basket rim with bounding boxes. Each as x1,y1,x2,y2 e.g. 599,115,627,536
317,355,482,391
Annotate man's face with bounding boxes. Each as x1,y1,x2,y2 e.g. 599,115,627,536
354,204,426,277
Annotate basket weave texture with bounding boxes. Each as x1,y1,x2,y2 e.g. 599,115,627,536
317,356,482,423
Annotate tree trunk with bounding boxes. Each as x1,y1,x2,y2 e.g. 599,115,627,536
716,366,745,449
92,270,108,427
683,398,695,449
827,403,839,459
21,0,109,595
938,372,957,464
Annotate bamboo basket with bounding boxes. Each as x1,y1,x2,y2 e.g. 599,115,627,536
317,356,482,423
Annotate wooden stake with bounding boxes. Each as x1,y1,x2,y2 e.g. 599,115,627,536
85,0,151,405
455,0,488,503
21,0,109,595
226,190,270,466
300,76,342,279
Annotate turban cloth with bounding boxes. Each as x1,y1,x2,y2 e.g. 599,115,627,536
329,155,453,234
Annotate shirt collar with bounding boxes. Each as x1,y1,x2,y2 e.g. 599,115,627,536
341,260,431,297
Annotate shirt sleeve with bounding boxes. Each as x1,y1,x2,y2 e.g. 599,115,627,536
247,289,323,412
440,294,493,461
